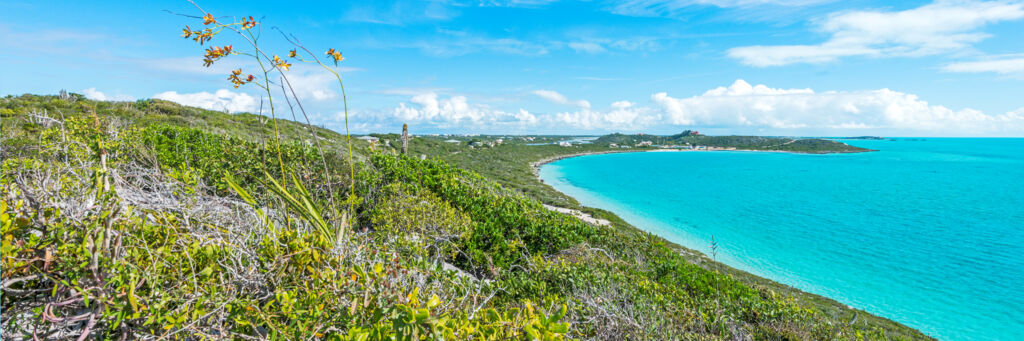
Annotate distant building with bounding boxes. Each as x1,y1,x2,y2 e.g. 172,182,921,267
357,135,379,142
636,141,653,147
444,139,461,143
558,141,572,147
609,143,618,148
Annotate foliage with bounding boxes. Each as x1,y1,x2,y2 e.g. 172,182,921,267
1,80,924,341
0,103,569,339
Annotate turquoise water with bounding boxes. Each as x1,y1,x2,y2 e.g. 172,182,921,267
538,139,1024,341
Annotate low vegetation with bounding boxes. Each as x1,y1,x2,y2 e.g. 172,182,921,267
2,94,929,340
1,4,925,340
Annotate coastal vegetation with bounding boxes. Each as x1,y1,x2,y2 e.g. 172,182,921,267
1,5,925,340
1,94,929,340
594,133,872,153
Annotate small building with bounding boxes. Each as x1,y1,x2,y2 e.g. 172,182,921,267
609,143,618,148
357,135,379,142
558,141,572,147
444,139,461,144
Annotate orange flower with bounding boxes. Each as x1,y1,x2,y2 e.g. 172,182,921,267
181,26,193,38
203,45,233,67
289,49,297,58
228,69,255,88
241,16,257,29
192,28,214,45
203,13,216,25
273,55,291,71
326,48,344,64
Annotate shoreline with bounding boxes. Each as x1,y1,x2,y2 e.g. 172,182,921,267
531,147,872,176
531,147,933,340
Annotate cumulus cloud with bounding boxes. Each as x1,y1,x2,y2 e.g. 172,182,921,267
80,88,135,102
651,79,1024,134
391,92,535,128
944,57,1024,75
285,71,339,101
373,82,1023,135
514,108,539,125
153,89,258,113
532,89,591,108
728,0,1024,66
550,100,660,130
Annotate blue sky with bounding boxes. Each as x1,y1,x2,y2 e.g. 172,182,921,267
2,0,1024,136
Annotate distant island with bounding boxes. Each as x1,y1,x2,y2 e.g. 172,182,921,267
836,136,887,140
594,131,873,153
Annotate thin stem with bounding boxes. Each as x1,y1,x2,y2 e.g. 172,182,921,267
275,31,355,193
278,78,309,171
244,26,286,183
279,76,339,219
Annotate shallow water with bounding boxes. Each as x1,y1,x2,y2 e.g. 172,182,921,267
538,139,1024,341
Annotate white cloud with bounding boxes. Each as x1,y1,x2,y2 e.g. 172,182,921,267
153,89,258,113
728,43,878,67
612,0,820,13
551,100,660,130
611,0,828,17
374,81,1024,135
284,71,339,101
944,57,1024,75
532,89,591,108
80,88,135,102
651,79,1024,134
515,108,539,125
568,42,607,54
392,92,534,127
728,0,1024,66
402,30,550,56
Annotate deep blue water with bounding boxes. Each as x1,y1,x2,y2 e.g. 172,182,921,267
538,139,1024,341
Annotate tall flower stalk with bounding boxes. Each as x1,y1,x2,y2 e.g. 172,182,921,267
176,0,352,236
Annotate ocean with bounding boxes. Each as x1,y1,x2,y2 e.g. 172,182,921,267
538,138,1024,341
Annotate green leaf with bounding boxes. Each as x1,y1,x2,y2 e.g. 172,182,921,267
427,294,440,309
199,266,213,277
549,322,569,334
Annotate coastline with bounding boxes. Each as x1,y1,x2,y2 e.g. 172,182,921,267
532,148,933,340
531,147,873,177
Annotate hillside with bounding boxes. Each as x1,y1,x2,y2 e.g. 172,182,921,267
1,94,929,340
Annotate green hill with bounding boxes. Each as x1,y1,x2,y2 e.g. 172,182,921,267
1,94,928,340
